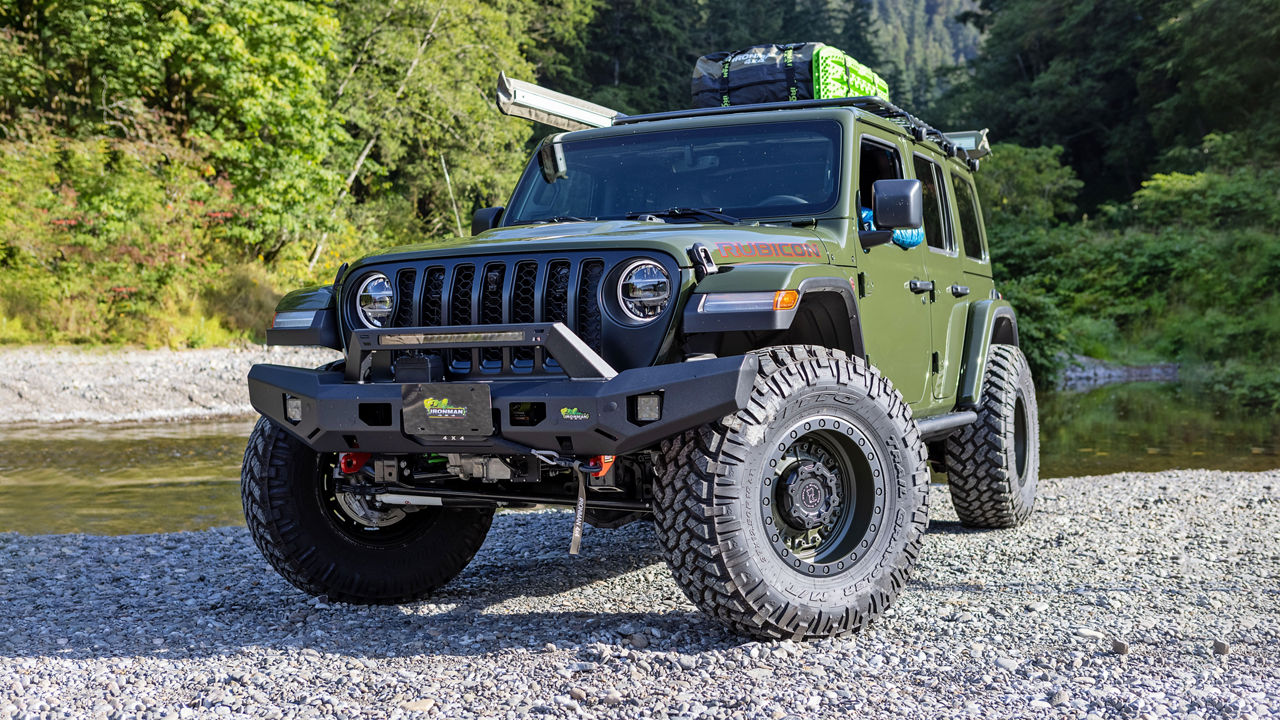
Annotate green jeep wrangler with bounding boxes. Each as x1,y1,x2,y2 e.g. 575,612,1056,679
242,91,1038,641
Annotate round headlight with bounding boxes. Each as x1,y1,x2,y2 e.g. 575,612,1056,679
617,260,670,322
356,273,395,327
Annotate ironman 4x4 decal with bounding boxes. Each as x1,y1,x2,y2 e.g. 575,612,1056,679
423,397,468,419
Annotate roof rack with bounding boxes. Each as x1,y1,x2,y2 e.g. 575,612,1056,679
492,74,988,167
615,96,983,165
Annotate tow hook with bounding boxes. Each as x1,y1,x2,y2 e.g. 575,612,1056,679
532,450,615,555
591,455,616,478
339,452,372,474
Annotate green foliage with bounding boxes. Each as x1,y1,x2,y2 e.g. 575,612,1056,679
1146,0,1280,157
988,156,1280,407
0,118,259,345
942,0,1184,208
0,0,344,259
976,144,1082,229
866,0,980,111
325,0,560,249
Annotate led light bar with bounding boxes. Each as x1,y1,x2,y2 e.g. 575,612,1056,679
377,331,526,346
496,72,621,131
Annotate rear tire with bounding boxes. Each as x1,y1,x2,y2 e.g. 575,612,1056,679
944,344,1039,528
652,346,930,640
241,418,493,603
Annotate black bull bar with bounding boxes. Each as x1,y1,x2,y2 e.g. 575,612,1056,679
248,323,759,456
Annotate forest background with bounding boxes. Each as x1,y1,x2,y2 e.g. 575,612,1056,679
1,0,1277,407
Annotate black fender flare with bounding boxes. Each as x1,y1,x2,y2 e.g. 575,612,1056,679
681,275,865,358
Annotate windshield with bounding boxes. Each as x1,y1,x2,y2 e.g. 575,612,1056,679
504,120,843,225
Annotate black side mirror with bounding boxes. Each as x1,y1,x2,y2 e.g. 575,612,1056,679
472,206,504,236
872,179,923,230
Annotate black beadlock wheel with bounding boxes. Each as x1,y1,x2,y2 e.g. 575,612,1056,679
652,345,930,640
944,344,1040,528
241,418,493,603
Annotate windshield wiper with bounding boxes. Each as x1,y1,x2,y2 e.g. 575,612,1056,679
627,207,741,225
524,215,594,225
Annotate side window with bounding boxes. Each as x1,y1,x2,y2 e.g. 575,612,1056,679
912,155,953,252
952,174,987,261
858,138,903,214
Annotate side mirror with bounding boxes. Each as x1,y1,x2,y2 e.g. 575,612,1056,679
472,206,504,236
537,133,568,183
872,179,923,230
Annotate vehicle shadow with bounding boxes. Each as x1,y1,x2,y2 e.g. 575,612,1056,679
0,510,749,662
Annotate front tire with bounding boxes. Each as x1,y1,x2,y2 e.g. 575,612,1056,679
652,346,930,640
944,344,1040,528
241,418,493,603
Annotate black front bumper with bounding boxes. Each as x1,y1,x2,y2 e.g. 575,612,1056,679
249,323,758,456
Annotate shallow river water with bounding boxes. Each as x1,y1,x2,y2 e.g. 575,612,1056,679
1,382,1277,535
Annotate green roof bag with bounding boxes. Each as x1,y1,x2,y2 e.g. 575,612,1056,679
691,42,889,109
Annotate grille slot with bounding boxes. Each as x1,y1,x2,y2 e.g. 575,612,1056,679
576,260,605,354
419,267,445,326
449,264,476,371
394,269,417,327
479,263,507,367
511,261,538,366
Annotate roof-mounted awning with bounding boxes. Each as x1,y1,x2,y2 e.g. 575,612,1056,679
495,72,623,132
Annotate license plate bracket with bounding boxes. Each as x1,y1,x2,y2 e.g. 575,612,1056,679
402,383,494,437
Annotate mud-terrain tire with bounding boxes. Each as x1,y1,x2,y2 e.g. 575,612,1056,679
652,346,930,640
944,344,1039,528
241,418,493,603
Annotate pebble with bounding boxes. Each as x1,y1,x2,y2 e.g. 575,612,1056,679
1111,639,1130,655
1213,639,1230,655
0,346,340,424
0,471,1277,720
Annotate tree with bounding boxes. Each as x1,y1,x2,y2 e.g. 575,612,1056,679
320,0,593,261
0,0,343,260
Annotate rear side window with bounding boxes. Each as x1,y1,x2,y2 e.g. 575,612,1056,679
912,155,952,252
953,175,987,261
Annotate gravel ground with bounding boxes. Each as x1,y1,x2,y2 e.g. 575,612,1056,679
0,346,340,424
2,470,1277,720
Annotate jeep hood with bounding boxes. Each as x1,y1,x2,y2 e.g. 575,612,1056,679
347,220,832,272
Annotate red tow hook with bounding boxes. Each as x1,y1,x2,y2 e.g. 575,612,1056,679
590,455,616,478
339,452,372,474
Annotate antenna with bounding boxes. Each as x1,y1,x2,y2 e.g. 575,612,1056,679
496,72,622,132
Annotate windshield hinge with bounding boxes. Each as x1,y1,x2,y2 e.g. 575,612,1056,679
689,244,719,281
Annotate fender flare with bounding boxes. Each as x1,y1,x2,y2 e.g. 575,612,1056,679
681,275,865,358
956,299,1019,407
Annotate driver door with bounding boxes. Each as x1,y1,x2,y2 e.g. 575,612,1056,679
850,129,932,406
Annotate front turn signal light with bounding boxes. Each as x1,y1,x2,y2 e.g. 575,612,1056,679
773,290,799,311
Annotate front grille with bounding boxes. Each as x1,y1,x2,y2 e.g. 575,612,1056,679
353,255,630,377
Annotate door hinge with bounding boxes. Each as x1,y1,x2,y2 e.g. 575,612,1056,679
931,352,940,374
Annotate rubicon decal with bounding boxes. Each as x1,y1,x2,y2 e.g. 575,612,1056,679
423,398,468,419
716,241,823,261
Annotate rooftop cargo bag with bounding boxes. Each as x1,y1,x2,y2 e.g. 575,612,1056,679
691,42,889,108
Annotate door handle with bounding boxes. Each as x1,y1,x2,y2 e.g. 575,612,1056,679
949,284,970,297
908,280,934,294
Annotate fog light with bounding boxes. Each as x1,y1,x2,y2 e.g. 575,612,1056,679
284,394,302,424
635,394,662,422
